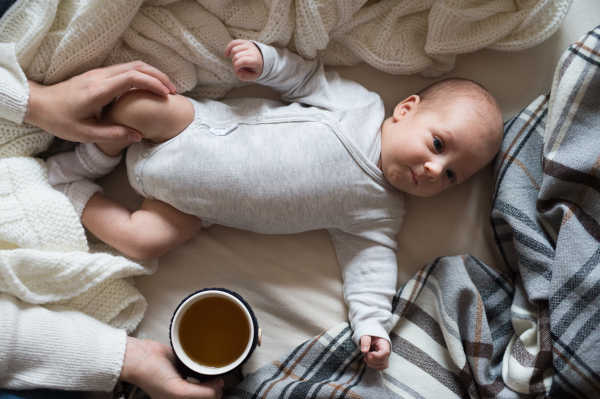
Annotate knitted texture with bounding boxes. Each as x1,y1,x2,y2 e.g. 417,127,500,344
60,178,103,217
0,119,51,158
0,293,127,391
0,156,157,332
0,43,29,124
0,157,87,252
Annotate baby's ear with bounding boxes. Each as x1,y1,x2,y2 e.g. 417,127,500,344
393,95,420,121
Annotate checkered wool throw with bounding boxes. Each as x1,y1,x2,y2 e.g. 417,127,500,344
224,26,600,399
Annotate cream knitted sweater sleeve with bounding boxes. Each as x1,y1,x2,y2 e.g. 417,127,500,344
0,43,29,124
0,0,59,124
0,293,126,391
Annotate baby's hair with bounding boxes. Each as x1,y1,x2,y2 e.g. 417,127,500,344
416,77,504,152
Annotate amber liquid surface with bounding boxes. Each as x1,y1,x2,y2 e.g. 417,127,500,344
178,296,251,368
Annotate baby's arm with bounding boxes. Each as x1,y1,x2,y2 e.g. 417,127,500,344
226,40,380,113
329,227,399,371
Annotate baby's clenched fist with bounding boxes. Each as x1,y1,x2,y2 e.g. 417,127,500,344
225,39,263,82
360,335,390,371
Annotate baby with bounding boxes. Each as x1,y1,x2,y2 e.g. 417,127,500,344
47,40,503,371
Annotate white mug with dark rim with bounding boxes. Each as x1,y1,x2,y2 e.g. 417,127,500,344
170,288,261,378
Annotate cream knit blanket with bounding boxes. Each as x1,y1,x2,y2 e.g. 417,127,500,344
0,156,156,333
0,0,571,332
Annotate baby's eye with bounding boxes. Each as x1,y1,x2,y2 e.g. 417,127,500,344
446,170,456,181
433,137,443,152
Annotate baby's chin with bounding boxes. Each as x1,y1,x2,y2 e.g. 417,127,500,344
380,169,427,196
399,183,450,198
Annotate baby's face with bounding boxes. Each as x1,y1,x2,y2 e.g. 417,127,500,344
380,96,496,197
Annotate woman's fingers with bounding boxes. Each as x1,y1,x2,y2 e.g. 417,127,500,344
96,61,176,93
24,61,177,144
97,69,175,105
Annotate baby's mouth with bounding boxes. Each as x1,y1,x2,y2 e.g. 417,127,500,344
410,168,418,185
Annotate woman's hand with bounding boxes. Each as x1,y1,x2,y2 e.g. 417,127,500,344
24,62,176,144
120,337,224,399
225,39,264,82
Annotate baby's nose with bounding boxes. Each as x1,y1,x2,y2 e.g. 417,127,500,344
424,161,443,181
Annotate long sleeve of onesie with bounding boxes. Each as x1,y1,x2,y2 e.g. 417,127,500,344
0,293,126,390
253,42,382,116
328,221,402,345
254,42,403,346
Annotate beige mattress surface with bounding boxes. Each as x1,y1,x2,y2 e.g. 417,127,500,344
96,1,600,377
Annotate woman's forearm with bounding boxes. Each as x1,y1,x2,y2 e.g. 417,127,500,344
23,80,49,130
0,293,126,390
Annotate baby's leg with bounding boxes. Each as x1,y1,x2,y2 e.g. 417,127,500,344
97,90,195,156
82,193,202,260
82,90,198,259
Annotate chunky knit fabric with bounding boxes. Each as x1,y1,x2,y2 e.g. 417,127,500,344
0,156,157,389
0,156,155,310
0,292,128,390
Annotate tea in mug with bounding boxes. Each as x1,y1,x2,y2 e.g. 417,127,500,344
178,296,250,368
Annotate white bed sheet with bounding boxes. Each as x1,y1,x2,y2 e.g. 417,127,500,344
95,0,600,381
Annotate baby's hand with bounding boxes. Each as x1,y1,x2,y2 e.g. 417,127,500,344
360,335,390,371
225,39,263,82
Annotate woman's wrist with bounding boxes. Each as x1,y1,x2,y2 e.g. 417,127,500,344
119,336,145,385
23,80,49,130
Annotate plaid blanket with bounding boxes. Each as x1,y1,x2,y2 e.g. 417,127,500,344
225,26,600,399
